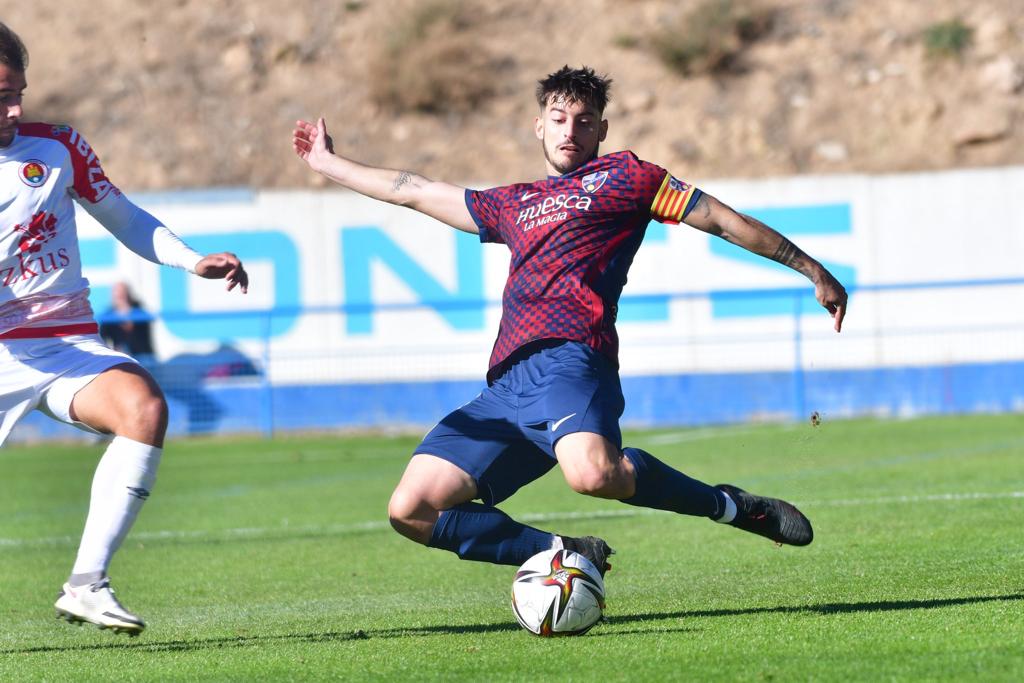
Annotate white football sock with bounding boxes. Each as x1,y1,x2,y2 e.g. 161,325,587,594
70,437,162,581
714,491,738,524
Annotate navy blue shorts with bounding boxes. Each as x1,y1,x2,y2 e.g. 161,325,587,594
414,341,624,505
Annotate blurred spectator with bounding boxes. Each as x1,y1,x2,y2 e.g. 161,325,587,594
98,282,155,358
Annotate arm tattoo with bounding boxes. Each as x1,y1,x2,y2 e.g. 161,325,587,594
770,237,802,268
393,171,414,192
693,194,712,220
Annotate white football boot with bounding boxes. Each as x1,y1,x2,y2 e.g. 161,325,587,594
54,578,146,636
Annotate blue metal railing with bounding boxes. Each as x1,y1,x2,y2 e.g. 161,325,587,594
57,275,1024,438
94,275,1024,324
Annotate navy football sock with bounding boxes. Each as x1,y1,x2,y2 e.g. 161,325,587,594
428,502,555,566
620,447,726,518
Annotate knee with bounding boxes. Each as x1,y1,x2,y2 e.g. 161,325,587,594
564,461,625,498
387,489,414,531
387,488,431,543
556,433,634,498
131,393,169,434
109,391,167,444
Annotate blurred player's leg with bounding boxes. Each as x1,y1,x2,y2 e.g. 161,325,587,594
67,436,162,583
50,362,168,634
55,577,146,635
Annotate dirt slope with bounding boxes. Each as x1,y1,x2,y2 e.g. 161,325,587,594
6,0,1023,189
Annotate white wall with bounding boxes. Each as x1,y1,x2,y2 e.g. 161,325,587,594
77,166,1024,384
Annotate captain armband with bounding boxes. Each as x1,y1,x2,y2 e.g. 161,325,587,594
650,175,699,224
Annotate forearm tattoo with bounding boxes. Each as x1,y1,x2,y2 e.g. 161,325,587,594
393,171,414,192
770,237,802,268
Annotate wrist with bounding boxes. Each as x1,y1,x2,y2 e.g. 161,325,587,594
806,260,828,284
316,154,346,182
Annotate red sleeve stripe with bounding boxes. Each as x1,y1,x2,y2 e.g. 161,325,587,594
0,323,99,340
17,123,114,203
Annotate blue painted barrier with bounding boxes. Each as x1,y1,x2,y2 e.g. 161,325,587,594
8,277,1023,442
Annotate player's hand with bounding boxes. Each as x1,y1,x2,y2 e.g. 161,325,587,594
195,252,249,293
292,117,335,174
814,269,847,332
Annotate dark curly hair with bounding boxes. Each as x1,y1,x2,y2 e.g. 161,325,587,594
0,22,28,71
536,65,612,114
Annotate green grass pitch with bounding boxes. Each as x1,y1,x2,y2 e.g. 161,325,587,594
1,414,1022,681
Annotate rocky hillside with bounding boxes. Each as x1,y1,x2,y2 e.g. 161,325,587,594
7,0,1023,189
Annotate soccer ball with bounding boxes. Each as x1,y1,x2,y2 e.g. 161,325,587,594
510,548,606,636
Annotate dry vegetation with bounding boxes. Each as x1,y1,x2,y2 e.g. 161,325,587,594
922,18,974,60
647,0,776,76
367,1,499,113
5,0,1023,189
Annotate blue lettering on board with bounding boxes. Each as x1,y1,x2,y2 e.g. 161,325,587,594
341,227,484,334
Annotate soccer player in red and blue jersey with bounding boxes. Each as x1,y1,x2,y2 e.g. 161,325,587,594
293,66,847,575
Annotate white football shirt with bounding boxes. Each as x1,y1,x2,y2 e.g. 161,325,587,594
0,123,120,334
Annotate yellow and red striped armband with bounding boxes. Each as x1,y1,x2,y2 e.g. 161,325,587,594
650,174,699,224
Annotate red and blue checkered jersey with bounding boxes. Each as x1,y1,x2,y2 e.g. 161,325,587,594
466,150,702,382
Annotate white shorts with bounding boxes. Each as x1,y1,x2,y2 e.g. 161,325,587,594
0,334,137,446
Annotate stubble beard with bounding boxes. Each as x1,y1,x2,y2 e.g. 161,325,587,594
543,138,599,176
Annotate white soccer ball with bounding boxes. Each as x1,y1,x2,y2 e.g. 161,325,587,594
510,548,606,636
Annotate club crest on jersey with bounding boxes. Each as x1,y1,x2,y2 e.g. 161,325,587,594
14,210,59,253
51,125,73,137
581,171,609,194
19,160,49,188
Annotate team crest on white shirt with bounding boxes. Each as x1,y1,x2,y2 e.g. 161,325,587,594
14,211,59,254
19,160,50,188
581,170,608,193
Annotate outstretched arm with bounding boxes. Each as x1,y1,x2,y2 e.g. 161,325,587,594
292,118,478,234
684,192,847,332
81,193,249,293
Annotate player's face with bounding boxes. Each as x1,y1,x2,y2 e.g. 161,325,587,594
0,64,26,147
535,97,607,176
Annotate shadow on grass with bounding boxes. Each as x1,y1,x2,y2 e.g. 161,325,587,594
5,592,1021,654
0,623,516,655
615,592,1024,622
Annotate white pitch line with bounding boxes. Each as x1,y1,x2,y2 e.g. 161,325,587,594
0,521,391,549
796,490,1024,507
1,491,1021,549
639,425,795,445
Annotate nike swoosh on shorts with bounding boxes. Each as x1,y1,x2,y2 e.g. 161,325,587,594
550,413,577,431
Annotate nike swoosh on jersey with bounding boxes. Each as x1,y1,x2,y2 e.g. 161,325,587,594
521,191,541,201
550,413,578,431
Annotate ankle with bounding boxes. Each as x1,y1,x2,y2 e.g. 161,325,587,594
713,489,738,524
68,570,105,588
